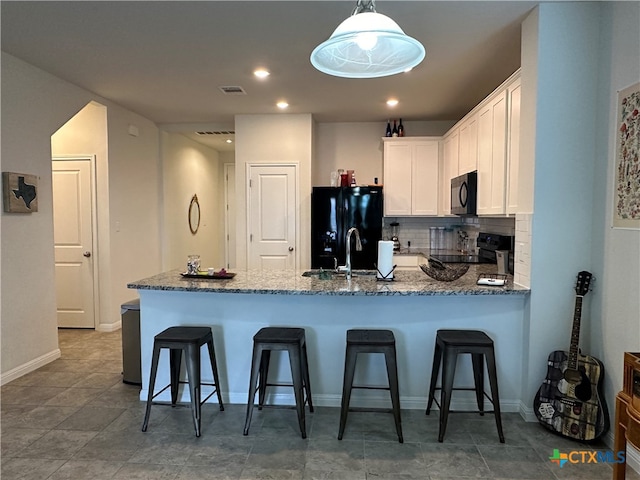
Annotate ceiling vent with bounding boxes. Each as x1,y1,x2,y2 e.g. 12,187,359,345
218,86,247,95
196,131,235,135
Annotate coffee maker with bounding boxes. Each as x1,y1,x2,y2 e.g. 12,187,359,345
390,222,400,252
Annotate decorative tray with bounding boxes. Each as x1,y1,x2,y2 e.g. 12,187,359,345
180,271,236,280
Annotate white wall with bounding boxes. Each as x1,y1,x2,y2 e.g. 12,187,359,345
595,1,640,456
161,132,224,270
521,6,640,464
1,53,162,381
314,121,454,187
234,114,313,270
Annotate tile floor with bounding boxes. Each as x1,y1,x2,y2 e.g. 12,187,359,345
1,328,638,480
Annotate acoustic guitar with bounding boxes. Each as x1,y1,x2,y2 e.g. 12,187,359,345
533,271,609,441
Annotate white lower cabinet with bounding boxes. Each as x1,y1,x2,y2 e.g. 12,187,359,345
383,137,440,216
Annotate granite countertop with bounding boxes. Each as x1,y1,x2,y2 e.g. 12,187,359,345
128,266,529,296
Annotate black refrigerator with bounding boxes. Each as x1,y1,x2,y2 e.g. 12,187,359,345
311,186,383,270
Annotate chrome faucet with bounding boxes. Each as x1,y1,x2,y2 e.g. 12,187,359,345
345,227,362,280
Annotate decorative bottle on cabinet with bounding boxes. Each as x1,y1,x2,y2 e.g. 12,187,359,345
385,120,392,137
392,120,398,137
398,119,405,137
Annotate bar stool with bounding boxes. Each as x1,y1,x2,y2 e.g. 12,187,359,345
243,327,314,439
142,326,224,437
426,329,504,443
338,329,403,443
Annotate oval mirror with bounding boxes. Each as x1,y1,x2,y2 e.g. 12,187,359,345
188,194,200,235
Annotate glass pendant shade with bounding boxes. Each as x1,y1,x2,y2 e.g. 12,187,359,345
310,10,425,78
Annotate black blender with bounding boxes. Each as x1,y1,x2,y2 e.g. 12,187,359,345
390,222,400,252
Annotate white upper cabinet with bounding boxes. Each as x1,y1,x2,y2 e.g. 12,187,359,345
506,77,521,214
441,130,459,215
457,113,478,175
383,137,440,216
477,90,508,215
442,69,522,217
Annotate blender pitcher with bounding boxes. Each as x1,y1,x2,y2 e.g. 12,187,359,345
390,222,400,252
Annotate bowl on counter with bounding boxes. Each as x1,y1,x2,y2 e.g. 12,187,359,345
419,260,469,282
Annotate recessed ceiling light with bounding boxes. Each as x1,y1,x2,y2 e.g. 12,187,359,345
387,99,399,107
277,101,289,109
254,69,270,79
226,139,233,144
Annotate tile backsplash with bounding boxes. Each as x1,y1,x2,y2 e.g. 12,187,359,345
382,215,532,288
382,216,516,252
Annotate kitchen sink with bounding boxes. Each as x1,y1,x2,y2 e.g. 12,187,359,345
302,269,377,278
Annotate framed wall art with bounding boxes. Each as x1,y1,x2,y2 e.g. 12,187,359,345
2,172,38,213
613,81,640,229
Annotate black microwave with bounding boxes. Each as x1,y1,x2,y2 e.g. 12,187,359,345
451,171,477,216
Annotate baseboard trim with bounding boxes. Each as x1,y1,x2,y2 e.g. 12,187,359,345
138,389,522,412
1,348,61,386
96,320,121,333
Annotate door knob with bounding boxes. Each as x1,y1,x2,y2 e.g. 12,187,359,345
83,251,91,257
288,247,294,252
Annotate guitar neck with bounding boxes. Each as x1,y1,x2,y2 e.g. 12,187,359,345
568,295,583,370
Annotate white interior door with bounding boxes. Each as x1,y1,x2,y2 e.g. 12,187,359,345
52,159,96,328
224,163,236,269
248,164,297,270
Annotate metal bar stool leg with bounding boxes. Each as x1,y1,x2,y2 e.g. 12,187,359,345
142,342,162,432
438,348,458,442
184,344,202,437
471,352,485,415
384,345,403,443
301,342,314,412
426,341,442,415
206,338,224,411
287,345,307,439
243,343,263,436
169,348,182,406
258,350,271,409
338,347,357,440
485,348,505,443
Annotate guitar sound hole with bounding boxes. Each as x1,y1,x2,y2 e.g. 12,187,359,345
564,369,582,384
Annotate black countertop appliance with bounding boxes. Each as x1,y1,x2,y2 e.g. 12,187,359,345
477,232,514,273
311,186,383,270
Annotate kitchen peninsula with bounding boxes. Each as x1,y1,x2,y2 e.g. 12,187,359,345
128,268,529,411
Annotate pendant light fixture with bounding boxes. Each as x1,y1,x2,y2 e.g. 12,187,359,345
310,0,425,79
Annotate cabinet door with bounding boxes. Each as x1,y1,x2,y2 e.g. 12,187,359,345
477,91,507,215
383,142,413,216
506,79,521,214
441,132,459,215
412,142,440,215
458,114,478,175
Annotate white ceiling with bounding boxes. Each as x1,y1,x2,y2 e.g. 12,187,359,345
1,1,538,152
